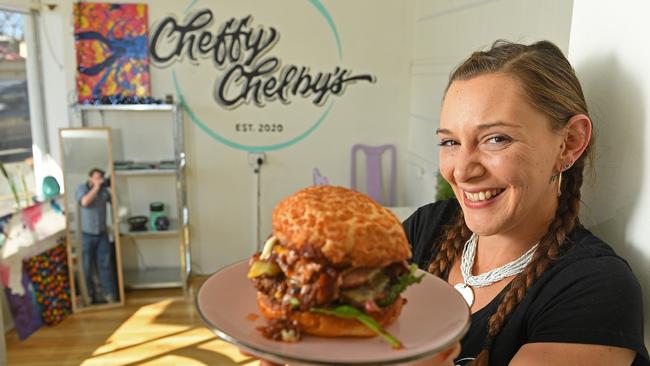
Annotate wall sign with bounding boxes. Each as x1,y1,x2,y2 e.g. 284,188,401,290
149,1,376,152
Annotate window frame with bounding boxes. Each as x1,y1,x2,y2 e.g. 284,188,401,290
0,3,48,212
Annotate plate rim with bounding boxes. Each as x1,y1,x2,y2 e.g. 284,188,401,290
196,259,471,366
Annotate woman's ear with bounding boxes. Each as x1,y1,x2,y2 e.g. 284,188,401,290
559,114,592,170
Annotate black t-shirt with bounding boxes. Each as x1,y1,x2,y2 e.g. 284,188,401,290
403,199,650,366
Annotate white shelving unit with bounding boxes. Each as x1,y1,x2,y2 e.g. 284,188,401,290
79,104,175,112
114,169,176,176
79,104,190,291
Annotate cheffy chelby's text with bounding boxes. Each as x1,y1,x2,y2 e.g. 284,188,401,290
150,10,375,108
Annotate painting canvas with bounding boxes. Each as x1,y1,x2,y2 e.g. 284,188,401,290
74,3,150,102
24,240,72,326
0,198,68,339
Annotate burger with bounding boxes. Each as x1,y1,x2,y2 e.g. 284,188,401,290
247,186,423,348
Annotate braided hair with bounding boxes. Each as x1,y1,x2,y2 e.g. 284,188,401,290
429,40,593,366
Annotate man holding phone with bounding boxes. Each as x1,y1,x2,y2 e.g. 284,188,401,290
76,167,118,304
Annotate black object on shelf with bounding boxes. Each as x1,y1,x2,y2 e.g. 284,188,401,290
155,216,170,231
159,160,176,169
114,161,176,170
80,94,164,105
114,160,133,169
127,216,148,231
150,202,164,212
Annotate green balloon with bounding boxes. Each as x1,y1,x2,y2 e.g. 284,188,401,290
42,176,60,199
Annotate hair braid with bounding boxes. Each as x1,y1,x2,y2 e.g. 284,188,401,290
428,209,470,277
470,163,585,366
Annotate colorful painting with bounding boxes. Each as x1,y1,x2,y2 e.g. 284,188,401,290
74,3,150,102
4,266,43,340
0,198,68,340
24,240,71,326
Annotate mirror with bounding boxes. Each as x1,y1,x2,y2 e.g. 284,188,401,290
59,127,125,311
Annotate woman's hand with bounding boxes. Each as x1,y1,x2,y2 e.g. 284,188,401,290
240,349,283,366
400,342,461,366
240,341,461,366
258,360,283,366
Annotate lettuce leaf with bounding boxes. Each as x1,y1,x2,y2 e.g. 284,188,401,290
377,264,424,307
310,305,402,349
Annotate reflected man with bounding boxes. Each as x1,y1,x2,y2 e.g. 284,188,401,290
76,168,118,304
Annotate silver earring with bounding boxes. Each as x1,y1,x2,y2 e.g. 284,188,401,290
557,171,563,197
563,163,571,170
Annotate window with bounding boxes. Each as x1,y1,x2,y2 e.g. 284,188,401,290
0,9,33,214
0,10,30,163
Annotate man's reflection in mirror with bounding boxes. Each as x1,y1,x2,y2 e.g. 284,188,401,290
75,167,118,304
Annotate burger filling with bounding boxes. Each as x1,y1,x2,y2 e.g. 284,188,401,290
248,236,423,344
256,318,301,342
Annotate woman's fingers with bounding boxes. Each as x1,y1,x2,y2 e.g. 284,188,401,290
239,349,284,366
241,343,461,366
433,341,461,364
259,360,284,366
239,349,253,358
402,341,461,366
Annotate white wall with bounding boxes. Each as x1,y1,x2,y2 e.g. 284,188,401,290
569,0,650,347
33,0,415,273
406,0,574,206
405,0,649,349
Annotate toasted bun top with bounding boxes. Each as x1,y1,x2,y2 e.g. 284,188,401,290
272,186,411,267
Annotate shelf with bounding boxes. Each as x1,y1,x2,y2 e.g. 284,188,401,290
120,219,179,238
123,268,182,289
115,168,176,176
80,100,190,293
79,104,175,112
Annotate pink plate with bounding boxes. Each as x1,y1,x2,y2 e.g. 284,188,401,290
197,260,470,365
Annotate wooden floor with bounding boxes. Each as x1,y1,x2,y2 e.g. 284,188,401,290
6,278,259,366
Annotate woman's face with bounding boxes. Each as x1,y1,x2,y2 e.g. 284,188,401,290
438,73,564,238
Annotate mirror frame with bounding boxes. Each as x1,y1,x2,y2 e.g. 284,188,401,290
59,127,125,312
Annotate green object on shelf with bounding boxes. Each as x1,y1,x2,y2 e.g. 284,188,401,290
149,202,167,231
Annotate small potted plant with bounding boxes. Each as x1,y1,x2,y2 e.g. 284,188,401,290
435,171,455,202
0,161,20,210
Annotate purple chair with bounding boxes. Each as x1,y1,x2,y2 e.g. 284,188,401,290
350,144,396,206
313,168,329,185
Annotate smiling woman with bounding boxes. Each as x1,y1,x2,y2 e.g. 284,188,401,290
404,40,650,366
438,72,575,245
